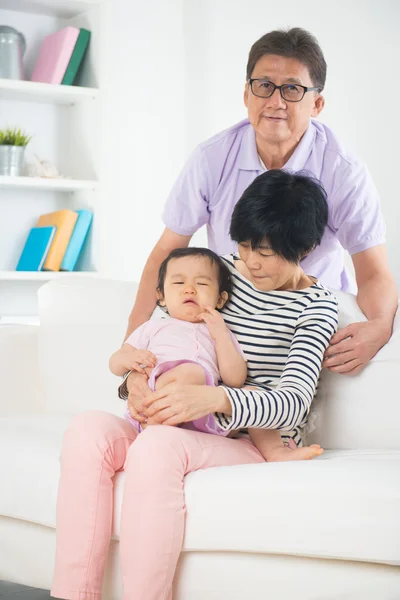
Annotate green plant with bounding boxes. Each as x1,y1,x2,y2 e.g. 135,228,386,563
0,127,32,146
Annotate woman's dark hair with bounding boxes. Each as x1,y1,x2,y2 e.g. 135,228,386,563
246,27,327,92
157,247,232,299
230,169,328,264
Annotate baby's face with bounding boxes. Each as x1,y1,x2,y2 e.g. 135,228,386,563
159,256,225,322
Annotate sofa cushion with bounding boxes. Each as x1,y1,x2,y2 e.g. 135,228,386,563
37,278,138,416
37,280,400,449
1,415,399,566
307,290,400,449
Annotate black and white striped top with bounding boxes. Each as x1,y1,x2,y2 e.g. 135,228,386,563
214,255,339,445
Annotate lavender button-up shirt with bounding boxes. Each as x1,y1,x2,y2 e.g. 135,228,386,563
162,119,386,293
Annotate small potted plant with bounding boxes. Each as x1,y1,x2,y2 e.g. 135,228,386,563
0,126,32,177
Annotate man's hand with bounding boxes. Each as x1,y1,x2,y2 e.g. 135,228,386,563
323,319,392,375
126,371,153,423
197,306,229,341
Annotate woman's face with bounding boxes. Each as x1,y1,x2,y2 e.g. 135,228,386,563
238,241,302,291
244,54,324,147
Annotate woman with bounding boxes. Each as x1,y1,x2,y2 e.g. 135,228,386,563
52,170,338,600
126,27,397,376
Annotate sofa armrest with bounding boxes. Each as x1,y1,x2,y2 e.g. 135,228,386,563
0,325,45,416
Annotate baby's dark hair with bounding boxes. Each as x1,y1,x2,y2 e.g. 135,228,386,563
157,247,232,300
230,169,328,263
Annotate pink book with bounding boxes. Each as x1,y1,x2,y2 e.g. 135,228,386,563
31,26,80,84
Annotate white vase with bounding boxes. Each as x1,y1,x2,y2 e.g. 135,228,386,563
0,145,25,176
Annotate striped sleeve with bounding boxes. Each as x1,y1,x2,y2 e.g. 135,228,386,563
214,294,339,431
118,370,131,400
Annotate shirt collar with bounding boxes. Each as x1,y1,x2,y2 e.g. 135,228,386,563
238,118,316,171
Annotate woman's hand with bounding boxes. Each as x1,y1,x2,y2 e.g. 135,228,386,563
126,371,153,423
323,319,392,375
141,383,230,426
197,306,229,341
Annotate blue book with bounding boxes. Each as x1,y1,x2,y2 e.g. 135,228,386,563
16,226,56,271
60,209,93,271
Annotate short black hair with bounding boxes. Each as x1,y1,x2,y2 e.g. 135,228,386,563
157,247,232,299
230,169,328,263
246,28,327,92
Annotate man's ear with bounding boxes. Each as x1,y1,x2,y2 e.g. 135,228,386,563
216,291,229,309
156,288,166,306
311,93,324,118
244,81,249,109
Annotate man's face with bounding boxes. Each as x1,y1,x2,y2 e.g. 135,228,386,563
244,54,324,146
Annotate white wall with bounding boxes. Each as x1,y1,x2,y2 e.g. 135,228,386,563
98,0,185,280
102,0,399,285
182,0,400,282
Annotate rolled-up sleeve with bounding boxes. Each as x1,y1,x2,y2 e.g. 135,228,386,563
162,146,212,236
214,295,339,432
330,161,386,256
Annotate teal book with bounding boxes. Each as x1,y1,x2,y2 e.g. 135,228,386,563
60,209,93,271
61,28,91,86
16,226,56,271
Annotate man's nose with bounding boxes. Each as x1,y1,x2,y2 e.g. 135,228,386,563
267,87,286,109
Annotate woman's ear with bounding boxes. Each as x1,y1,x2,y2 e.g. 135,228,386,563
156,288,166,306
216,291,229,309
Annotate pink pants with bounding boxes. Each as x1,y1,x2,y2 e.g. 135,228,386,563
51,410,264,600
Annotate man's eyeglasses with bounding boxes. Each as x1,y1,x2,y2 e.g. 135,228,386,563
248,79,320,102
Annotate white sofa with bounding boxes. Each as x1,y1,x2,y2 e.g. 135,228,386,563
1,277,399,600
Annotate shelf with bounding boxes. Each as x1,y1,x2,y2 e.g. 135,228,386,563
0,175,98,192
0,315,39,326
0,0,102,19
0,271,99,281
0,78,99,105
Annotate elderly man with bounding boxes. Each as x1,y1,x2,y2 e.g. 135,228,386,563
125,27,397,376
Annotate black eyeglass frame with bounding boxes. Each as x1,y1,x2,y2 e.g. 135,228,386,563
248,78,320,102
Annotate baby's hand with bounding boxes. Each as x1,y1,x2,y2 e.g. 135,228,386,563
130,349,157,374
197,306,229,341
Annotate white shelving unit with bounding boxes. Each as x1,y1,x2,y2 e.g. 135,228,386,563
0,77,99,104
0,175,98,191
0,270,100,281
0,0,103,322
0,0,101,19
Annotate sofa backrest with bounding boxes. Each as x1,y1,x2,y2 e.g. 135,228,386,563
38,277,138,418
37,279,400,449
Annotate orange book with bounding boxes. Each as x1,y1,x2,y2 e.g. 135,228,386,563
36,210,78,271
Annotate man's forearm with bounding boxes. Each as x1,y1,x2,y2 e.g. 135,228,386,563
123,228,192,342
124,253,160,341
357,273,398,336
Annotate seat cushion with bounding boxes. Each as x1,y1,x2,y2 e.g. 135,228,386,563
1,415,399,566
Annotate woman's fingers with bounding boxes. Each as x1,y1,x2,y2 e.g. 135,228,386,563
148,407,178,424
127,396,147,422
145,396,178,417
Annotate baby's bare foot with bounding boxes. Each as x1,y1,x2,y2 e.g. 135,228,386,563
266,444,324,462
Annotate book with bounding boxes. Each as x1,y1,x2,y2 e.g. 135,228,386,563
31,26,80,85
36,210,78,271
16,226,56,272
60,209,93,271
61,28,91,86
